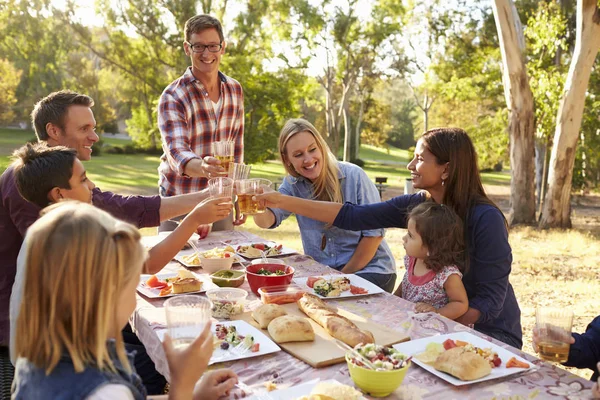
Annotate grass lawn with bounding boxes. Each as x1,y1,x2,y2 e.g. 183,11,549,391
2,126,598,380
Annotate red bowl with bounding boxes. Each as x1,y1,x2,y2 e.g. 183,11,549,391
245,263,295,295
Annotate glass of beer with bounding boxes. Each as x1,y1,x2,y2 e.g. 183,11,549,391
164,295,212,349
535,307,574,363
238,178,272,215
212,141,235,173
208,177,234,198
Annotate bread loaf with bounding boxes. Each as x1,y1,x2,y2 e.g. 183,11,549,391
433,347,492,381
252,304,287,329
297,293,374,347
267,315,314,343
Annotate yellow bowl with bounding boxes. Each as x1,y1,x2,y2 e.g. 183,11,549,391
345,354,410,398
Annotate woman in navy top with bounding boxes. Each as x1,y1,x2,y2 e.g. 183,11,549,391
253,119,396,292
256,127,522,349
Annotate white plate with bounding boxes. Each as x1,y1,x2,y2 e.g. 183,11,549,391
392,332,536,386
210,320,281,365
294,274,384,299
235,241,298,259
174,247,245,268
247,379,366,400
136,272,217,298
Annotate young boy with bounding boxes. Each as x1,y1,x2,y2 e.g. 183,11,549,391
9,142,233,362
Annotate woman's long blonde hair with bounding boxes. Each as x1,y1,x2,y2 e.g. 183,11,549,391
279,118,343,203
15,201,146,374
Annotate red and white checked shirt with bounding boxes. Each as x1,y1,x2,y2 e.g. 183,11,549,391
158,67,244,196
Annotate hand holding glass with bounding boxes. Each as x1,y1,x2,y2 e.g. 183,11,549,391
208,177,234,198
212,141,235,174
535,307,573,363
164,295,212,350
238,178,272,215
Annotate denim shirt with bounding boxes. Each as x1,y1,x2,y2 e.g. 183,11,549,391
12,339,146,400
270,162,395,275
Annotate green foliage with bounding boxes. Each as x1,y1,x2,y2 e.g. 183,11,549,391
126,102,160,150
0,59,21,124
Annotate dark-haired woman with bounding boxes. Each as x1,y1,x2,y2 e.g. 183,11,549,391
256,128,522,349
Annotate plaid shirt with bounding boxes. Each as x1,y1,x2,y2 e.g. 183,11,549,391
158,67,244,196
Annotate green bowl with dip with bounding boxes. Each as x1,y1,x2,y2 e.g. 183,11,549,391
210,269,245,288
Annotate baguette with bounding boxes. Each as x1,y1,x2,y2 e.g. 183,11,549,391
433,347,492,381
297,293,374,347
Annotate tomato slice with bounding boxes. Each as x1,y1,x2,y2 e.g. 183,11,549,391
146,275,168,289
251,343,260,352
350,285,368,294
253,244,266,251
158,286,172,296
443,339,457,350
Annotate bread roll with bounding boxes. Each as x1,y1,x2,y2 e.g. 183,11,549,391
297,294,374,347
252,304,287,329
267,315,315,343
433,347,492,381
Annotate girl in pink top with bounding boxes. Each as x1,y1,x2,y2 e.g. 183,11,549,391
395,202,469,320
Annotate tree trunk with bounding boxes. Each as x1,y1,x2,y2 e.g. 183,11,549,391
535,139,546,208
343,105,351,161
540,0,600,228
492,0,537,225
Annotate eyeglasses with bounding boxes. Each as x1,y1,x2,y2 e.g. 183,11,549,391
186,42,223,53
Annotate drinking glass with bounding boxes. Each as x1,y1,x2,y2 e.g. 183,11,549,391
212,141,235,173
228,162,252,181
208,177,234,198
164,295,212,349
237,178,272,215
535,307,574,363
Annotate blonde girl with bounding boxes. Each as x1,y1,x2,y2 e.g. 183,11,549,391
12,202,236,400
253,118,397,292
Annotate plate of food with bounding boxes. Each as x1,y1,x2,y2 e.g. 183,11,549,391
137,269,217,298
210,320,281,365
175,246,244,267
235,242,297,259
392,332,535,386
294,274,384,299
247,379,365,400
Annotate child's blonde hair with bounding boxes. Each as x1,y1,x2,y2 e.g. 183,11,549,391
279,118,343,203
15,201,147,374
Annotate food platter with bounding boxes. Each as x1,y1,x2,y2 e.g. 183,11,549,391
174,247,244,268
235,241,298,259
247,379,367,400
137,272,217,298
210,320,281,364
393,332,536,386
294,274,385,299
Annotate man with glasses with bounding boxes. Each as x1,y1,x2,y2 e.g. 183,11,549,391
158,14,244,234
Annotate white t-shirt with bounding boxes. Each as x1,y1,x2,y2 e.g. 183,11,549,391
86,384,135,400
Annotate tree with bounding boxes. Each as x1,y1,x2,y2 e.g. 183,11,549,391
492,0,536,225
0,59,21,124
540,0,600,228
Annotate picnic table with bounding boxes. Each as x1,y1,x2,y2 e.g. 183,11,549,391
132,230,595,399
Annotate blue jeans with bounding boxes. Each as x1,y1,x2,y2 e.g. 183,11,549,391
355,272,397,293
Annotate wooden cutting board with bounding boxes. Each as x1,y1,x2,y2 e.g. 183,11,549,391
234,302,410,368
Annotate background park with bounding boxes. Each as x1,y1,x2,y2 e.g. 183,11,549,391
1,0,600,380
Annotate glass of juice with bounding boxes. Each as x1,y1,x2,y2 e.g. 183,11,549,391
164,295,212,349
535,307,574,363
212,141,235,173
237,178,272,215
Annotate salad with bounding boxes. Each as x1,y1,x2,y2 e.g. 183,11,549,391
237,243,283,258
256,269,286,276
215,324,260,352
350,343,410,371
211,299,244,319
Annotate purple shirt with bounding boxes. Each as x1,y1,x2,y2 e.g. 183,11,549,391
0,166,161,346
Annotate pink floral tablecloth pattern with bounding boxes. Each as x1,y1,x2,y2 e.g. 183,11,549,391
132,231,595,399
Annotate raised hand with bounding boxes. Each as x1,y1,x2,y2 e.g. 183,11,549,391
192,196,232,225
201,156,227,178
163,323,214,398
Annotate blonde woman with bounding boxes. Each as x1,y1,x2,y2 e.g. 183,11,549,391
253,119,396,292
12,202,237,400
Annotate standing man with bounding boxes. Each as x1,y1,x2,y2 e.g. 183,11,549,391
158,14,245,233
